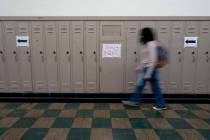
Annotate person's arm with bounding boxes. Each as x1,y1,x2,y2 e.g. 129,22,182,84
144,43,157,79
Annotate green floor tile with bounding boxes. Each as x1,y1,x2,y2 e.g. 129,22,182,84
197,129,210,140
0,128,7,136
42,110,61,117
21,128,48,140
155,129,183,140
204,119,210,125
52,118,73,128
4,103,21,109
64,103,80,109
12,117,36,128
7,109,27,117
130,118,152,128
184,104,201,110
92,118,111,128
95,103,110,110
167,118,193,129
176,110,198,118
110,110,128,118
67,128,90,140
76,110,93,118
33,103,50,109
143,110,163,118
124,105,140,110
112,129,137,140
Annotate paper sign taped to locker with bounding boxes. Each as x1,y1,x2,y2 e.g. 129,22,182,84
102,44,121,58
16,36,29,47
184,37,198,48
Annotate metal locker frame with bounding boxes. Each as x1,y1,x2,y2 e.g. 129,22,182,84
3,21,21,92
85,21,98,93
156,21,171,94
58,21,72,93
45,22,59,93
16,22,33,92
182,21,199,94
125,21,139,93
99,21,125,93
0,22,8,92
71,21,85,93
169,21,184,94
195,21,210,94
31,22,47,93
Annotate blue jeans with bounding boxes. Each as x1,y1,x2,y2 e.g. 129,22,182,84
129,67,166,107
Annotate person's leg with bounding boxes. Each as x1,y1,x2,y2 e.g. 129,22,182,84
122,68,147,106
150,68,166,108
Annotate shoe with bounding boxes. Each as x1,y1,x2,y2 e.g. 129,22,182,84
152,106,167,111
121,100,139,107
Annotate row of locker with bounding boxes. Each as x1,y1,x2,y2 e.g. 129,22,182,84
0,21,210,94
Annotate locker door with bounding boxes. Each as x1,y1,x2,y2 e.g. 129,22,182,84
195,21,210,93
156,21,171,93
169,22,184,94
100,21,125,93
45,22,59,92
85,21,98,93
182,21,199,93
0,22,8,92
3,21,20,92
17,22,32,92
139,21,155,94
126,21,139,93
58,21,71,93
72,21,84,93
31,22,47,93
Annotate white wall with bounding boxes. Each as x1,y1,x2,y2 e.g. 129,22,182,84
0,0,209,16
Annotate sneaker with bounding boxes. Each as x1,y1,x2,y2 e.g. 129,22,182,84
121,100,139,107
152,106,167,111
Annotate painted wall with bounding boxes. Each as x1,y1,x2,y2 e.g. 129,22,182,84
0,0,209,16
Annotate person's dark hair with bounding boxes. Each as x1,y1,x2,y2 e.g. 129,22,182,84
139,27,155,44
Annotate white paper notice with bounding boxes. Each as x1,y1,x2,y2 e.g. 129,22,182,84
184,37,198,48
16,36,29,47
102,44,121,58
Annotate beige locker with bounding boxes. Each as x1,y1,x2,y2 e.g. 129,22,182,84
72,21,84,93
85,21,98,93
139,21,155,94
58,21,71,93
156,21,171,93
195,21,210,93
31,22,47,93
17,22,32,92
0,22,8,92
169,22,184,93
126,21,139,93
45,22,59,92
99,21,125,93
3,21,21,92
182,21,199,93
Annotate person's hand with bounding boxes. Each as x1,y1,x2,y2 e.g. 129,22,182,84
135,65,142,73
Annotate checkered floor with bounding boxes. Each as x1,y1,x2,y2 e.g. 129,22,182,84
0,103,209,140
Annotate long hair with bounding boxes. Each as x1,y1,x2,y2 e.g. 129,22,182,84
139,27,156,44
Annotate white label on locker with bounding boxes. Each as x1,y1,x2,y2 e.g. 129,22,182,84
102,44,121,58
16,36,29,47
184,37,198,48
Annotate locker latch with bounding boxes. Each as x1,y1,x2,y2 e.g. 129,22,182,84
0,51,5,62
206,51,209,62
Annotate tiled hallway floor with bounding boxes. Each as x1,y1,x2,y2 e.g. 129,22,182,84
0,103,209,140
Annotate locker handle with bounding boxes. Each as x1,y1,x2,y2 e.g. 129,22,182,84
80,51,83,54
13,51,18,61
40,51,43,54
134,51,137,54
40,51,44,62
206,52,209,62
66,51,70,54
26,51,30,54
53,51,56,54
93,51,97,62
178,51,182,62
0,51,5,62
26,51,31,62
205,51,208,54
0,51,3,54
192,51,195,62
